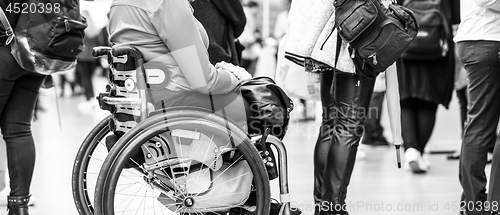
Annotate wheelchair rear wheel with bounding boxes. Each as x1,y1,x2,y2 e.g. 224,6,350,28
94,110,271,215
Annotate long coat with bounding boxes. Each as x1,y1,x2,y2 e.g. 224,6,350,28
396,0,461,108
192,0,246,65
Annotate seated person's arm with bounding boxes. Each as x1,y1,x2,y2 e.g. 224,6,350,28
151,0,240,95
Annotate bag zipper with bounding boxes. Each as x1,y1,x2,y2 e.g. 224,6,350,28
361,19,397,66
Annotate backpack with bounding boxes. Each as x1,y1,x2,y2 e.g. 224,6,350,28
9,0,87,75
334,0,418,78
400,0,450,60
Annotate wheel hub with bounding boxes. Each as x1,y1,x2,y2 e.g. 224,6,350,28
183,197,195,208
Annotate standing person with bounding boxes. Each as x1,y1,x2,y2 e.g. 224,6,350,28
362,73,390,146
76,10,101,112
0,136,35,207
396,0,460,173
273,0,313,121
191,0,246,65
285,0,376,214
239,0,261,76
0,1,45,214
454,0,500,213
446,40,469,160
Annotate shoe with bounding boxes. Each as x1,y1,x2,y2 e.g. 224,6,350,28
270,199,302,215
77,100,97,114
7,195,30,215
446,151,460,160
422,154,431,169
405,148,427,174
0,194,35,206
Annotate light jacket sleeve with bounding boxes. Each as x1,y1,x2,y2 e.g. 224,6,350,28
150,0,239,94
475,0,500,11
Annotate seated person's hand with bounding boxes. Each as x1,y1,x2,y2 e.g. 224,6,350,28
215,62,252,82
100,57,110,69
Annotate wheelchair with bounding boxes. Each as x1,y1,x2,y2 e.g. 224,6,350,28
71,45,295,215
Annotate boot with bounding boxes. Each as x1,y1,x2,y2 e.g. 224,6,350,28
7,195,30,215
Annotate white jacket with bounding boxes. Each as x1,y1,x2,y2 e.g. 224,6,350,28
454,0,500,42
285,0,355,73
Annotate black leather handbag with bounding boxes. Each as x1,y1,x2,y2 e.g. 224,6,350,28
237,77,293,139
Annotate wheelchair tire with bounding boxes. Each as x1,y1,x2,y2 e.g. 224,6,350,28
72,115,112,215
94,109,271,215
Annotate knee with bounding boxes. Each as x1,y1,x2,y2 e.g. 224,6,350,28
0,126,32,141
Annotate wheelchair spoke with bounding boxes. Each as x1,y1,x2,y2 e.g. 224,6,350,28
192,138,235,183
192,134,216,183
115,180,149,213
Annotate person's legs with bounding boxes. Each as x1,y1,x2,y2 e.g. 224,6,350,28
0,74,44,197
76,61,96,101
156,90,250,129
0,44,44,200
401,99,419,151
314,71,335,206
457,40,500,215
489,134,500,212
456,87,468,134
448,87,469,160
415,99,438,154
401,98,430,173
362,91,388,146
319,71,375,215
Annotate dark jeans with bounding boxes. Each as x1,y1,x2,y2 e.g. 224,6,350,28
314,71,375,215
364,91,385,139
457,40,500,214
400,98,438,153
0,45,45,197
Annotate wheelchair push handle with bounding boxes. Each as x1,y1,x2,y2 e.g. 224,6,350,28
112,46,143,59
92,46,112,58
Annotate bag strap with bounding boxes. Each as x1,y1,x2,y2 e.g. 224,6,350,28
0,6,14,45
334,33,342,72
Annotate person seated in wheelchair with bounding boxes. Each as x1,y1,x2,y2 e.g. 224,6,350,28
105,1,299,214
108,0,252,123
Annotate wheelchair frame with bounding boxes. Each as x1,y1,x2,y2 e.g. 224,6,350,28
72,45,294,215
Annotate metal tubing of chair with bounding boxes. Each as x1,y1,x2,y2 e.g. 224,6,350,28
266,135,291,215
103,97,141,105
138,89,148,121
